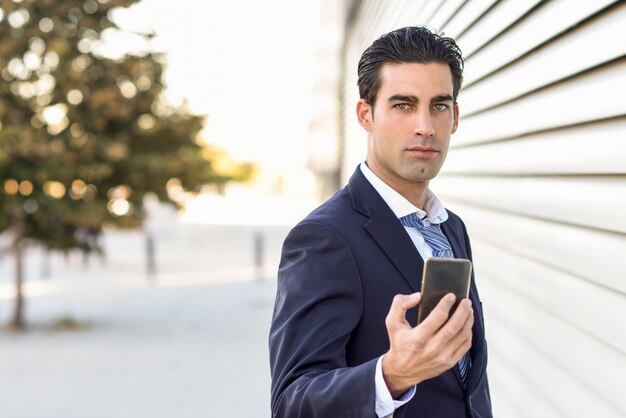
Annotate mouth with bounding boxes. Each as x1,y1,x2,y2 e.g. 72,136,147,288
406,146,438,159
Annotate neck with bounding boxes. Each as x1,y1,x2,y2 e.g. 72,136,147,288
365,161,429,209
396,182,429,210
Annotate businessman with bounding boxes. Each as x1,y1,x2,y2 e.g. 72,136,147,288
269,26,492,418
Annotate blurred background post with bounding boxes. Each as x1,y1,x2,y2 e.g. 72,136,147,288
1,0,625,417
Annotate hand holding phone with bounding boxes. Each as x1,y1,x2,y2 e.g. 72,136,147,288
417,258,472,324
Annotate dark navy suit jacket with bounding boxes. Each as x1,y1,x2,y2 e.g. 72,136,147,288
269,167,492,418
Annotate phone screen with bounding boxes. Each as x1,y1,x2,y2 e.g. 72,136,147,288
417,258,472,324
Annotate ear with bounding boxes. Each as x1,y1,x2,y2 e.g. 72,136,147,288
356,99,373,131
451,103,459,134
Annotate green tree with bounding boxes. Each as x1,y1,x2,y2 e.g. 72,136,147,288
0,0,252,329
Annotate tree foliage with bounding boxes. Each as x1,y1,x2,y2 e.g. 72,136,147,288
0,0,253,327
0,0,251,251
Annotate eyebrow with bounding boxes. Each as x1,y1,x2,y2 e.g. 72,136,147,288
432,95,454,103
388,94,417,103
387,94,454,103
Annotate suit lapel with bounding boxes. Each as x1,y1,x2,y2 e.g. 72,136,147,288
440,221,470,389
348,168,423,293
363,209,423,293
441,218,487,393
440,220,464,259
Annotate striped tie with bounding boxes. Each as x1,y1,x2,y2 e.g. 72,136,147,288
399,212,454,258
399,212,471,388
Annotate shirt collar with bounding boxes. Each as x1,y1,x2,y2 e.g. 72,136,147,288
359,162,448,226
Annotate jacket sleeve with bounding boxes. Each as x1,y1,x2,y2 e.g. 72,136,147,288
269,221,379,418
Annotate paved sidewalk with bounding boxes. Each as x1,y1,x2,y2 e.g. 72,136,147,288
0,218,293,418
0,275,278,418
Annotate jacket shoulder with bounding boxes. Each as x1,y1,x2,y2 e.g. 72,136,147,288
444,208,467,231
296,186,360,231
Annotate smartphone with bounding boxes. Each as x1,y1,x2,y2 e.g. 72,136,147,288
417,258,472,324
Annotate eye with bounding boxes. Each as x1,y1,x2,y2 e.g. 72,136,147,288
432,103,449,111
394,103,412,111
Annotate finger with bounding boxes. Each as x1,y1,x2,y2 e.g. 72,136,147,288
435,300,474,354
428,310,473,372
419,293,456,333
452,306,474,344
450,330,473,364
386,293,421,329
448,299,473,332
449,297,473,324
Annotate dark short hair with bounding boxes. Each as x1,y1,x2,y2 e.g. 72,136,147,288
357,26,464,106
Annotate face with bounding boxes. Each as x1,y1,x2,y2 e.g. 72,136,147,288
357,62,459,201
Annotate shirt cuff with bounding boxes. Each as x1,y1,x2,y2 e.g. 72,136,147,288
374,355,416,418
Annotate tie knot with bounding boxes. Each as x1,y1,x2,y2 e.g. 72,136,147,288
399,212,454,259
399,212,426,230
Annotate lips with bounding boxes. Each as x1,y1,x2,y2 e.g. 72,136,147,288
406,146,438,158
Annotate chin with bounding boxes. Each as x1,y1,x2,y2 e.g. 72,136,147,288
400,167,437,182
401,173,433,183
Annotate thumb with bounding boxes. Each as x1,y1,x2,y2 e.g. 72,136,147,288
386,292,421,330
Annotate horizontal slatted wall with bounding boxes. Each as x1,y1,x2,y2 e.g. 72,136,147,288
341,1,626,416
437,1,626,416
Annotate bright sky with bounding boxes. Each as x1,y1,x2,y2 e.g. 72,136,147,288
106,0,321,171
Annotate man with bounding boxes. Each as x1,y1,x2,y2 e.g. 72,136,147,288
269,26,492,418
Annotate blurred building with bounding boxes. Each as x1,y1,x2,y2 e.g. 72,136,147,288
333,1,626,417
306,0,351,202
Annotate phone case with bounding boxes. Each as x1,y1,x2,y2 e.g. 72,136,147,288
417,258,472,324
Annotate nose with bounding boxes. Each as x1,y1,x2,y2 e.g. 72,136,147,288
413,108,435,137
